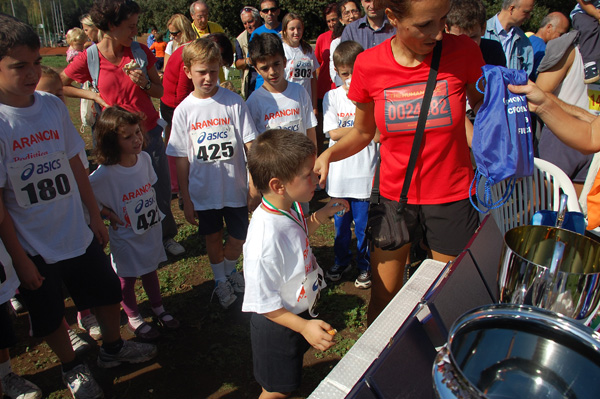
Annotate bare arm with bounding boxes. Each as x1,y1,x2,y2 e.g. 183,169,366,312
175,157,197,225
311,74,318,114
306,127,317,149
536,45,573,94
70,156,108,248
577,0,600,19
0,190,44,290
327,127,353,142
314,101,376,187
509,81,600,154
125,65,164,98
264,308,334,351
307,198,349,236
60,71,110,107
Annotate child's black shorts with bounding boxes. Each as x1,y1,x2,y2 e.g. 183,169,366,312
196,206,249,240
250,312,311,393
0,302,17,349
18,239,122,337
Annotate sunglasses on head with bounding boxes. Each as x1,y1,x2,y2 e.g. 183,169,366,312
169,30,180,36
241,6,257,13
261,7,278,13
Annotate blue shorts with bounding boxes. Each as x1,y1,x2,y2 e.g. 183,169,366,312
196,206,249,240
18,239,122,337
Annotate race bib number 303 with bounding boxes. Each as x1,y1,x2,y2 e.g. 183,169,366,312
191,125,237,163
8,151,75,208
384,81,453,132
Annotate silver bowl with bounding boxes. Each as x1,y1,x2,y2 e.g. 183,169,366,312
498,225,600,324
433,304,600,399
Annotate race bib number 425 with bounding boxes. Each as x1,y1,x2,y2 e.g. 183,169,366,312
190,125,237,163
384,81,453,132
8,151,75,208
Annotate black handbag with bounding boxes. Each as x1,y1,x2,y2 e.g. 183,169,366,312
366,40,442,251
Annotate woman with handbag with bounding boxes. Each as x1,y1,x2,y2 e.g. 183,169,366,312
314,0,484,324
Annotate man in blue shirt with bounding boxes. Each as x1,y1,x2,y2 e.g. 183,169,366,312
340,0,395,50
528,12,569,80
250,0,282,90
484,0,535,78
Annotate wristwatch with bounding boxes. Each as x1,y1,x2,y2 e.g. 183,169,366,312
142,80,151,91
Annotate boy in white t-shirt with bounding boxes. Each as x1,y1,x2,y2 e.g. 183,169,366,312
166,38,258,309
0,14,156,399
243,129,348,398
246,33,318,147
323,41,378,289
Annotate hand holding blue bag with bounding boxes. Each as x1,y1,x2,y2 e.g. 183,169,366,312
470,65,534,212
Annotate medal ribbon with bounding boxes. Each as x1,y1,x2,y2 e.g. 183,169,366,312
261,197,308,237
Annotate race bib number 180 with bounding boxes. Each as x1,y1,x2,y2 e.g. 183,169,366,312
8,151,75,209
190,125,237,163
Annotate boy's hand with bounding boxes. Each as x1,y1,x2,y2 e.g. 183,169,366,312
183,197,198,226
90,214,109,248
319,198,350,219
301,319,335,351
107,213,125,231
313,153,331,189
14,257,44,290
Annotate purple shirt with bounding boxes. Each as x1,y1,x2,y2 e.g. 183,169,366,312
340,15,395,50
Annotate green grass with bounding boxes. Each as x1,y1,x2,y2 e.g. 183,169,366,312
42,55,68,70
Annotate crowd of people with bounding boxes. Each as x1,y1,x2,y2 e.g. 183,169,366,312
0,0,599,398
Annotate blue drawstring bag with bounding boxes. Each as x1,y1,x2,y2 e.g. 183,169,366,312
470,65,534,213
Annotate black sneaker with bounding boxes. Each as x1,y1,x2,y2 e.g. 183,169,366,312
326,264,351,282
354,271,372,289
584,62,600,84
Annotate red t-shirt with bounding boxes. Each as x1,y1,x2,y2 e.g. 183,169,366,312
349,33,484,205
161,43,194,108
65,44,159,132
315,30,335,99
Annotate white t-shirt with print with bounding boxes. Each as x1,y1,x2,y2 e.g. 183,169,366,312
324,86,378,199
246,82,318,135
242,205,322,315
0,92,92,263
283,43,320,100
166,87,257,211
0,241,20,305
89,152,166,277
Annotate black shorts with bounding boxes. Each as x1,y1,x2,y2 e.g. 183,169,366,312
382,196,479,255
159,100,175,126
18,240,122,337
196,207,249,240
0,302,16,349
250,312,311,393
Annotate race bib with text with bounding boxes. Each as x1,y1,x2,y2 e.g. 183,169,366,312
190,125,238,163
125,188,163,235
384,81,453,132
8,151,75,208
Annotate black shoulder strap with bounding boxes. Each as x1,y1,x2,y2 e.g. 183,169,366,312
370,40,443,210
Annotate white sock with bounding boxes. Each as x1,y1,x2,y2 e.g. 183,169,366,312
224,258,238,276
128,314,150,333
211,261,226,283
0,359,12,379
152,306,173,321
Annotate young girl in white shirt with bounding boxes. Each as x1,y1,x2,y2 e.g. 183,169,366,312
281,13,320,113
89,107,180,341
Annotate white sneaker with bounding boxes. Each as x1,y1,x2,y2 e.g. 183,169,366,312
78,314,102,341
1,372,42,399
164,238,185,256
9,297,24,314
69,329,91,355
97,340,157,369
211,281,237,309
227,271,245,293
62,364,103,399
